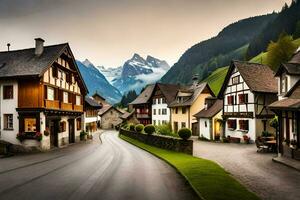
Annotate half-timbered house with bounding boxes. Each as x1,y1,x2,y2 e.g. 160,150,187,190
218,61,278,142
0,38,88,150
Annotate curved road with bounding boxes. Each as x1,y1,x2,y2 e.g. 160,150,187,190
0,131,198,200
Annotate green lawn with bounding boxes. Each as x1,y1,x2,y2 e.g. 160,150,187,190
120,134,260,200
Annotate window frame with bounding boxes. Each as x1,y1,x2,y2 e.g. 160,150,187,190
3,114,13,130
47,86,55,101
3,85,14,100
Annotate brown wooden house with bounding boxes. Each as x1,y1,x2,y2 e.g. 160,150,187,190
0,38,88,150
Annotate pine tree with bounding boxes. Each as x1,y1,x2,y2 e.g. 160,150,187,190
266,33,298,71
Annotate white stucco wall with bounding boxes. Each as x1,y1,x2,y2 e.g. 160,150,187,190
152,98,170,125
0,81,19,145
225,118,256,140
199,119,211,139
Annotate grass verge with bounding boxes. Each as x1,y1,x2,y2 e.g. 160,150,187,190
120,134,260,200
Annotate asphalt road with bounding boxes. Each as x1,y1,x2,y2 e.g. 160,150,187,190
0,130,198,200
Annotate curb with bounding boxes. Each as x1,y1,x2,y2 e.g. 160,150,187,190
272,157,300,172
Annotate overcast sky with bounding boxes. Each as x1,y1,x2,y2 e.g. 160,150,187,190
0,0,290,68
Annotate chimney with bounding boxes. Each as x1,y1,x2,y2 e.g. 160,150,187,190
192,74,199,88
35,38,45,56
7,43,10,51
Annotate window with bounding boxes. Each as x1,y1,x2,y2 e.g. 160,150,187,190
63,92,69,103
47,87,55,100
238,94,248,104
232,76,240,85
181,122,186,128
162,98,166,104
24,118,36,132
227,95,234,105
158,109,161,115
153,120,156,125
3,85,13,99
76,95,81,105
162,109,167,115
153,99,156,105
76,118,82,130
52,66,58,78
110,111,113,115
239,120,249,131
182,107,187,114
158,98,161,104
153,109,156,115
281,76,288,93
227,120,237,129
4,114,13,130
60,121,66,132
175,108,178,114
205,121,207,127
162,120,167,124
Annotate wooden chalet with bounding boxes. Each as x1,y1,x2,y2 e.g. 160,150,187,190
129,84,155,125
84,96,102,133
0,38,88,150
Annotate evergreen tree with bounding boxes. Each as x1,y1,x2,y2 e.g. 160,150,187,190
293,21,300,39
266,33,297,71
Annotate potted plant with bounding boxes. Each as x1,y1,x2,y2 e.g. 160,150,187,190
80,131,88,141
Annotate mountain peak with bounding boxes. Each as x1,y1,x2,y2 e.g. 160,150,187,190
131,53,145,62
82,59,94,68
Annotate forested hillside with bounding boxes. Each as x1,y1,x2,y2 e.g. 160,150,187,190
246,0,300,58
160,14,277,85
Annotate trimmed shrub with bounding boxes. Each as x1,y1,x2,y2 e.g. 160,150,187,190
178,128,192,140
144,125,155,135
129,123,135,131
135,124,144,133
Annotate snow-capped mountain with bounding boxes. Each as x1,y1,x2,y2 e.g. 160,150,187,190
98,66,122,82
76,59,122,104
111,54,170,94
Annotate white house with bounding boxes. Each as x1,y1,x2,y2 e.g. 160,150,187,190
151,83,180,126
194,97,223,140
218,61,278,142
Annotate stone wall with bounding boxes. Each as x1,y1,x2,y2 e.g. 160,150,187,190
120,129,193,155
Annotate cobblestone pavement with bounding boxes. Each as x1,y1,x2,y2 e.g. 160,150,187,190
193,140,300,200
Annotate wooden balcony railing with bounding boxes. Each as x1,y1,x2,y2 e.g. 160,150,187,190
136,113,151,119
73,104,83,112
45,100,60,110
61,102,73,111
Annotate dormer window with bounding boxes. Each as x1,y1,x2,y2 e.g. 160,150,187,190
281,75,288,94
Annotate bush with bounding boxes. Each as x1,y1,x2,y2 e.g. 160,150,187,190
178,128,192,140
156,123,175,136
135,124,144,132
80,131,88,140
129,123,135,131
144,125,155,135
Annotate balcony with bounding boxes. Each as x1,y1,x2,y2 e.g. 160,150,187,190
45,100,60,110
61,102,73,111
73,104,83,112
136,113,151,119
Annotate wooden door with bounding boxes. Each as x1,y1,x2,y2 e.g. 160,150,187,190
50,120,58,148
68,119,75,143
192,122,198,136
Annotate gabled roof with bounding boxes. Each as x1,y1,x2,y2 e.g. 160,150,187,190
129,84,155,105
275,50,300,76
169,82,215,107
194,99,223,119
85,96,102,109
218,61,277,98
289,50,300,64
0,42,88,93
154,83,181,105
120,110,135,120
92,92,106,101
99,104,123,116
269,80,300,110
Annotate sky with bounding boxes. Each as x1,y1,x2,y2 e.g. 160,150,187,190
0,0,291,68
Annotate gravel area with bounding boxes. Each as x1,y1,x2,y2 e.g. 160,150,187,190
193,141,300,200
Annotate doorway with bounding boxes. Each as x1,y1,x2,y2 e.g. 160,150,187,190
192,122,198,136
49,120,59,148
68,119,75,143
